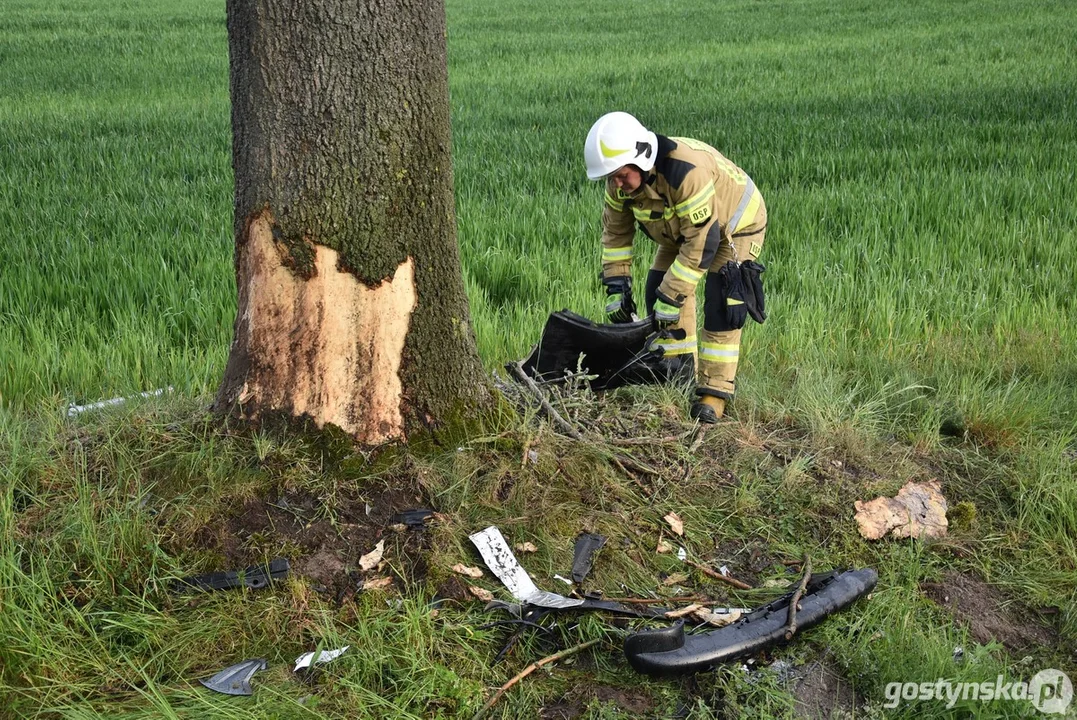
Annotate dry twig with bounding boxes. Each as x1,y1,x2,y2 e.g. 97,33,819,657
509,362,584,440
609,435,681,446
471,638,601,720
688,425,709,454
685,559,753,590
784,555,812,640
611,456,651,493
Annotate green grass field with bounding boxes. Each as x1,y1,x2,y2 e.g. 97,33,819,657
2,0,1076,717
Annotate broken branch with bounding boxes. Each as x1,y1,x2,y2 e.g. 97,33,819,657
784,555,812,640
471,638,601,720
684,559,753,590
609,435,681,446
509,361,584,440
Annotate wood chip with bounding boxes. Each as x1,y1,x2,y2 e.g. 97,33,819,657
364,576,393,590
665,603,703,619
469,585,494,602
664,512,684,536
656,539,674,554
692,608,742,627
358,540,385,571
662,572,690,587
854,479,948,540
452,564,484,579
514,542,538,553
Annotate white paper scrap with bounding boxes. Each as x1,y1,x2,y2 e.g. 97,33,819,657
469,526,583,609
293,646,350,672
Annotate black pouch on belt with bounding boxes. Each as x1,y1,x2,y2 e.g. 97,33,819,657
740,260,767,324
717,260,749,329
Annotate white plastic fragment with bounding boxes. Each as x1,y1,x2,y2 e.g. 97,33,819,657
676,546,687,561
719,565,730,577
553,574,573,586
66,387,172,417
294,646,349,672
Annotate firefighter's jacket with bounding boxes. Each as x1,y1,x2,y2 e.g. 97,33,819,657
600,135,765,308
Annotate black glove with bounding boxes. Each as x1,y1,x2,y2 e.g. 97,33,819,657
740,260,766,324
603,276,636,323
716,260,748,329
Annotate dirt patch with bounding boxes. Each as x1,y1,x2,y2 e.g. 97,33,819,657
539,683,655,719
921,572,1056,653
295,549,348,587
709,539,786,588
791,660,860,719
434,575,473,604
187,476,432,595
539,698,584,720
589,685,654,715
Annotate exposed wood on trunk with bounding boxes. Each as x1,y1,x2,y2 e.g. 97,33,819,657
220,208,416,444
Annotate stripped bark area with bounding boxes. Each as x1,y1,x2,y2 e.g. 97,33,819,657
216,0,490,442
220,208,416,445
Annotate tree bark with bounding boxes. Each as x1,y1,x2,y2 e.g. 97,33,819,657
216,0,489,444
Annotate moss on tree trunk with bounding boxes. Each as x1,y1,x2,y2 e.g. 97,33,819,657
216,0,490,443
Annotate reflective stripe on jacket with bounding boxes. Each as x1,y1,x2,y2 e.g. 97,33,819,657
600,135,764,306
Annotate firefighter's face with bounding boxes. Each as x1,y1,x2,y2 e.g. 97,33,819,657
610,165,642,194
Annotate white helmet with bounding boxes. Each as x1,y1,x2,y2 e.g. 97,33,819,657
583,112,658,180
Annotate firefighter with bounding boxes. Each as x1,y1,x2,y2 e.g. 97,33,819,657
584,111,768,423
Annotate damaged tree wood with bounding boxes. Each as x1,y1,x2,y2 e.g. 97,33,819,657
216,0,490,445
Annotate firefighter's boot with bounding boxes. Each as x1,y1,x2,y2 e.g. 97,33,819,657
690,395,726,423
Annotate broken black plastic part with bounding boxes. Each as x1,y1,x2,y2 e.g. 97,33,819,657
624,568,878,676
487,596,671,624
577,596,669,619
173,558,290,593
570,533,607,583
393,508,435,527
518,310,686,390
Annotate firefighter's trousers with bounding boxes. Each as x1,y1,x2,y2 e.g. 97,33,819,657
644,208,766,401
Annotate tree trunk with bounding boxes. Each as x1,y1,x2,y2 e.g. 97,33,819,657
216,0,490,445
